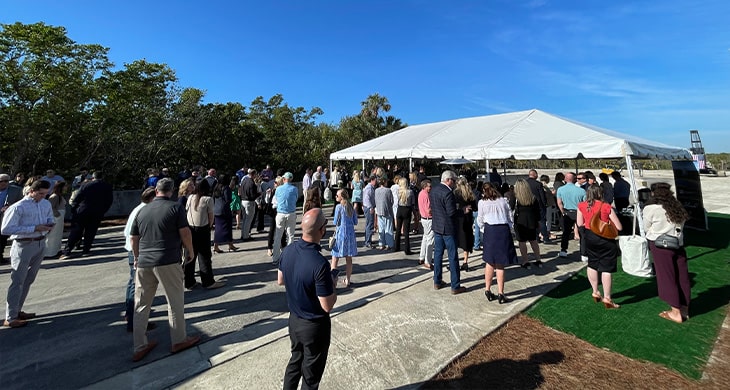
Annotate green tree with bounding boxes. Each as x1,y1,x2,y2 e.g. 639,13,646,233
0,21,110,174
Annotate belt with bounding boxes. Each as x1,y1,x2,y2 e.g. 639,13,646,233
16,236,44,242
420,217,432,220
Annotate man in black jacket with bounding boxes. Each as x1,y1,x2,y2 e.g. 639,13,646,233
429,170,466,294
60,171,113,259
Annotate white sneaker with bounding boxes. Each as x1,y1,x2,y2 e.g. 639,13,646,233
558,251,568,258
581,255,589,262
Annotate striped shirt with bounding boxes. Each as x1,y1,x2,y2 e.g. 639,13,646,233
0,196,54,240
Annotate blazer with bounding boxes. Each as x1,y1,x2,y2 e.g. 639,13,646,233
74,180,113,217
429,182,457,236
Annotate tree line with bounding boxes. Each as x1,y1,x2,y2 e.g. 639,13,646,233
0,22,405,188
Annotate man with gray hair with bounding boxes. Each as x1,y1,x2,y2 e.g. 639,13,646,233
429,170,466,294
130,178,199,361
272,172,299,264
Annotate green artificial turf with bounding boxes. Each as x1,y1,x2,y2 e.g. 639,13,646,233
526,213,730,379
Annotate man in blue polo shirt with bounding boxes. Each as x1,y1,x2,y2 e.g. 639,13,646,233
278,208,337,389
556,172,586,258
272,172,299,264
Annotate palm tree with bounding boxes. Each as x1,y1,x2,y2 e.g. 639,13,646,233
360,93,391,120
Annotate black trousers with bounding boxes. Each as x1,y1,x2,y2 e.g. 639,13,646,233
64,213,101,254
0,234,8,260
284,314,331,390
394,205,412,253
560,212,577,251
185,226,214,287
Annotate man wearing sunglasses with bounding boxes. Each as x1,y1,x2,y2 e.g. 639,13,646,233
556,172,586,258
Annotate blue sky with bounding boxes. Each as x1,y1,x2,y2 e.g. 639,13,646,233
5,0,730,152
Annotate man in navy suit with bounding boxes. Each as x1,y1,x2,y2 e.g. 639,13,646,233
429,170,466,294
60,171,113,259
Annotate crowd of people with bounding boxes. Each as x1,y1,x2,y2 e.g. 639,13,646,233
0,163,692,387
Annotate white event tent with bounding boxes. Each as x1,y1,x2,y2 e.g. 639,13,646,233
329,109,691,162
330,109,693,238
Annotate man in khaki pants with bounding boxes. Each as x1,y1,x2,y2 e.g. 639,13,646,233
130,178,199,362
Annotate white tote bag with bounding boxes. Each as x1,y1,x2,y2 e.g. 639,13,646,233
619,211,653,278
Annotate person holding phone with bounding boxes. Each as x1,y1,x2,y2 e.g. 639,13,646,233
1,179,54,328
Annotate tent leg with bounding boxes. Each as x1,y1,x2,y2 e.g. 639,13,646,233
624,155,646,237
575,158,579,174
486,159,490,174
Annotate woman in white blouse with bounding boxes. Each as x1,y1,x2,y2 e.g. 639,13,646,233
477,183,519,304
643,182,690,323
186,180,225,290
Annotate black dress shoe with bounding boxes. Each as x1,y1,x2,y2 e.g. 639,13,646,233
460,263,469,272
498,294,511,304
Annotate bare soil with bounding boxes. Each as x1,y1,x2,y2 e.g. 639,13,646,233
425,313,729,390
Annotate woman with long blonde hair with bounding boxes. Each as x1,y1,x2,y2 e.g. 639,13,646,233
454,177,476,271
513,179,542,268
351,170,364,216
331,189,358,287
394,177,415,255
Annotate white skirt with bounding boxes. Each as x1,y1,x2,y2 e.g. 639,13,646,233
44,209,65,257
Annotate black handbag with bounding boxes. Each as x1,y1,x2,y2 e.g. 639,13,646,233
654,233,680,250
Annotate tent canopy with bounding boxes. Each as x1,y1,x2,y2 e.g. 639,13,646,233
330,109,691,161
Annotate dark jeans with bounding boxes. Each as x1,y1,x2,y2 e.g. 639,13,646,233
394,206,412,253
186,226,214,287
125,252,135,331
560,211,577,251
283,314,331,390
363,206,374,247
64,212,102,254
434,233,460,290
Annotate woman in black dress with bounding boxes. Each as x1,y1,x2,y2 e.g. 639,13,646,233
212,174,238,253
513,179,542,268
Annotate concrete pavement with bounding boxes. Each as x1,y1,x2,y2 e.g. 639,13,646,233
0,170,726,389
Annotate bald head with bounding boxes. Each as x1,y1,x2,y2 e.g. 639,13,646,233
565,172,576,184
301,208,326,242
529,169,538,179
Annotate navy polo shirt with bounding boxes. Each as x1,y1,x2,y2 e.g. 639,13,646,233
279,239,334,320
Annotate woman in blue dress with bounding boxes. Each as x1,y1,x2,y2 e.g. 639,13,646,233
351,170,364,216
331,188,358,287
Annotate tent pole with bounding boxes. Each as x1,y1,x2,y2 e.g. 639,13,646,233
486,159,490,174
624,155,646,237
575,158,579,174
409,158,412,174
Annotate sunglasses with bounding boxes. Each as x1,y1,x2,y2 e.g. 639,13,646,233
318,219,329,230
577,177,585,180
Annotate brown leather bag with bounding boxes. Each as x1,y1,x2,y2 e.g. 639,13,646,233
589,202,618,239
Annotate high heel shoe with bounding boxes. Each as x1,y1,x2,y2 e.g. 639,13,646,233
498,294,511,304
460,263,469,272
485,290,496,302
602,298,620,309
592,293,602,303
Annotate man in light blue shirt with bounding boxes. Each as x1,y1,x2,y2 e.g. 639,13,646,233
1,180,54,328
272,172,299,264
556,172,586,258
